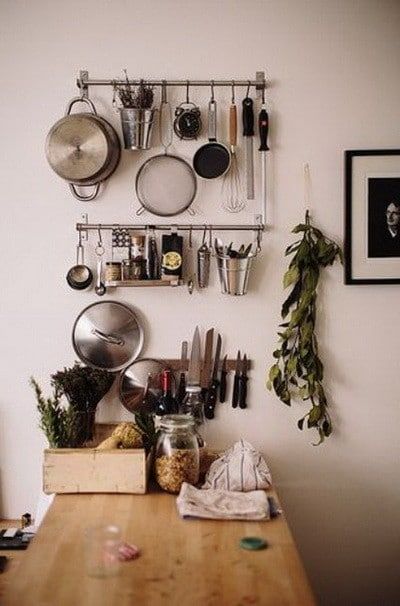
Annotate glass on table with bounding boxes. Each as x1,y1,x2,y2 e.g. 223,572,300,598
84,524,121,578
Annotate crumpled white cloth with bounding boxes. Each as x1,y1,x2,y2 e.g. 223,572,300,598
202,439,272,492
176,482,270,520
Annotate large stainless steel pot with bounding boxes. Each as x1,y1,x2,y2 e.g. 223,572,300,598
45,97,121,201
72,301,144,371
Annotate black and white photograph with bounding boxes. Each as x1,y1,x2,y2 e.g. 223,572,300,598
367,177,400,258
345,149,400,284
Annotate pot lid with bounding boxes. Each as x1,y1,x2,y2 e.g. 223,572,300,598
119,358,172,414
46,114,109,181
72,301,144,372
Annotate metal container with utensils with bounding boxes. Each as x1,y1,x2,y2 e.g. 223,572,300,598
72,301,144,372
120,108,157,150
216,253,255,296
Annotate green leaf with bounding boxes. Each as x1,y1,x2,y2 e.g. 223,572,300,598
266,380,272,391
273,349,281,359
283,266,299,289
269,364,281,382
292,223,308,233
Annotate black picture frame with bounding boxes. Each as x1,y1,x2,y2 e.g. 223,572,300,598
345,149,400,284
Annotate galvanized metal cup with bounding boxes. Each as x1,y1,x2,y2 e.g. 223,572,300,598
119,108,157,150
216,253,255,296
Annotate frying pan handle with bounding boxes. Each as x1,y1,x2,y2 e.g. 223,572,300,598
208,100,217,142
229,104,237,147
65,96,97,116
91,328,125,347
69,183,100,201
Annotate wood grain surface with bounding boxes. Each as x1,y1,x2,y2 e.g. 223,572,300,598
3,491,315,606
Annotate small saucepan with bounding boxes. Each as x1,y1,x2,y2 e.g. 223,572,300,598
66,233,93,290
193,95,231,180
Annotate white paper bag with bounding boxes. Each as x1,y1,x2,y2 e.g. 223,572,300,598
202,439,272,492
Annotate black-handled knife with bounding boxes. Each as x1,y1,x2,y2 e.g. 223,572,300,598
232,350,241,408
176,341,188,407
204,334,222,420
219,354,228,403
238,354,249,409
242,97,254,199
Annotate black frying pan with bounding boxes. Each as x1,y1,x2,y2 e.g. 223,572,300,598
193,100,231,179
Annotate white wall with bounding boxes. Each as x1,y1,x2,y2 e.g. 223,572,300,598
1,1,400,604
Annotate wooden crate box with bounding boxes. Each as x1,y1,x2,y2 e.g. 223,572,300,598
43,423,150,495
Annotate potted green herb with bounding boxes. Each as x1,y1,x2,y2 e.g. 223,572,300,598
32,363,114,448
267,211,342,445
115,70,156,150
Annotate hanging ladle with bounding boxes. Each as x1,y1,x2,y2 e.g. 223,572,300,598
95,226,106,296
66,230,93,290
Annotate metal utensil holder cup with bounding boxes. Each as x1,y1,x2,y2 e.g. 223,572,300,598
119,108,157,150
216,252,256,296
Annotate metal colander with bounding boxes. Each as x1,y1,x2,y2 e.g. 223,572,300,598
135,153,197,216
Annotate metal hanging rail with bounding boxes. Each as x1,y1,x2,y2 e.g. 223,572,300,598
77,70,267,98
76,223,264,232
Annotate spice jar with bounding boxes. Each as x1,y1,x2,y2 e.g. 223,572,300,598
154,415,199,494
105,262,121,282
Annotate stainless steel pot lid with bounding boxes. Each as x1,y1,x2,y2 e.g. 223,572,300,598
119,358,172,414
72,301,144,372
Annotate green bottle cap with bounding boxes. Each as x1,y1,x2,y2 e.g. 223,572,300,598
239,537,268,551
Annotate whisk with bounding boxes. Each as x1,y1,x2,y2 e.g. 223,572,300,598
222,84,246,213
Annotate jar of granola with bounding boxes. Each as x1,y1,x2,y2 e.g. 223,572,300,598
154,415,199,494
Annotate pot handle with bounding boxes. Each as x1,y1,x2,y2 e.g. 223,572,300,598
65,96,97,116
69,183,100,201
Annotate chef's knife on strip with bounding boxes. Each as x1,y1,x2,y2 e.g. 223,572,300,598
200,328,214,399
238,353,248,409
219,354,228,403
242,97,254,199
204,334,222,420
176,341,188,406
232,350,241,408
187,327,201,388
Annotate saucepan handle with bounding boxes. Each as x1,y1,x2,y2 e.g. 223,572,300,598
65,96,97,116
69,183,100,201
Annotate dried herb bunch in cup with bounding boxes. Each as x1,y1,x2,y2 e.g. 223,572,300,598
115,70,154,109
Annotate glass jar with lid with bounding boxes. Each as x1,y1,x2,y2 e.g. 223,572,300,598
154,414,200,494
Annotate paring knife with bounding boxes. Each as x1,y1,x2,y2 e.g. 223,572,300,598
232,350,241,408
238,354,249,409
204,334,222,420
187,327,201,388
176,341,188,406
242,96,255,200
219,354,228,403
200,328,214,398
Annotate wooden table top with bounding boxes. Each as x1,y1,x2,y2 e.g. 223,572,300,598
3,491,315,606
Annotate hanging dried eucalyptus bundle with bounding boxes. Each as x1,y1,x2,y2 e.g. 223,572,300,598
267,211,342,444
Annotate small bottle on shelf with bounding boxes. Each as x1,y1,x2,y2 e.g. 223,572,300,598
155,370,178,416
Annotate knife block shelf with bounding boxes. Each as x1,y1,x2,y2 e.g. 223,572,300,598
163,359,252,372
